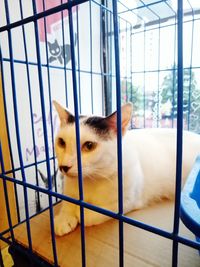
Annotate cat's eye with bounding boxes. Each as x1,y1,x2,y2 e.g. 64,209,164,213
57,137,66,148
82,141,97,152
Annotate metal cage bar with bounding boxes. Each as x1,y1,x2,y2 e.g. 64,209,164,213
0,0,200,266
4,0,33,251
31,1,58,264
68,3,86,266
172,0,183,265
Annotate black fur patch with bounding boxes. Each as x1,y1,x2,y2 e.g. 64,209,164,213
67,114,86,123
84,116,111,138
68,114,75,123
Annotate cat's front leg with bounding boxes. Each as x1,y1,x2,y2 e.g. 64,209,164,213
77,205,116,227
54,201,78,236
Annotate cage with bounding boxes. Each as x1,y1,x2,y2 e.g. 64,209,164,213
0,0,200,266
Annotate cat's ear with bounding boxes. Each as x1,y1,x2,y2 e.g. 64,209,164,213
53,100,74,126
106,103,133,136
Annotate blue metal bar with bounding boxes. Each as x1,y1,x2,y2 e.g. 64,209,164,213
157,21,161,128
131,65,200,73
60,0,69,108
0,56,120,77
76,5,82,114
68,4,86,266
187,13,195,130
2,157,55,176
31,1,58,265
118,0,168,15
131,15,200,35
0,0,89,33
112,0,124,266
42,0,58,200
1,171,200,253
172,0,183,266
143,25,146,128
125,21,128,102
100,1,108,115
3,55,200,78
108,6,113,114
0,143,15,242
89,0,94,113
139,0,161,21
117,0,146,25
172,14,177,129
4,0,33,250
0,47,21,222
18,0,41,212
130,24,134,129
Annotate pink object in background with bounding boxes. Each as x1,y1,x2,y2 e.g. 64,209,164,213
36,0,75,42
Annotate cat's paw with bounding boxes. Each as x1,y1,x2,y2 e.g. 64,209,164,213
54,214,78,236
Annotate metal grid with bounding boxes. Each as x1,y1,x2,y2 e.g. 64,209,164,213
0,0,200,266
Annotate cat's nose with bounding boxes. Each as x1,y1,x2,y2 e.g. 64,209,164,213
59,165,72,173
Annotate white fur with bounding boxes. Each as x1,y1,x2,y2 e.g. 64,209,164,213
53,103,200,236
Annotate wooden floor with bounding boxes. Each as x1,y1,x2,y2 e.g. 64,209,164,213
8,201,200,267
1,246,13,267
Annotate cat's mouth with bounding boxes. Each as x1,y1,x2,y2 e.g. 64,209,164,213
60,169,77,178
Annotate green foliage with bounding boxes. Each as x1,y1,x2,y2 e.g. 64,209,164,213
121,80,143,113
161,66,200,133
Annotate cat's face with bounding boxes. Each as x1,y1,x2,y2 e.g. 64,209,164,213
53,101,132,180
48,40,61,56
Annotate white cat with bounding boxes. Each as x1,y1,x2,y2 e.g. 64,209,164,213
53,101,200,236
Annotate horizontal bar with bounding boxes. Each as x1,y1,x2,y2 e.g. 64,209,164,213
1,57,116,77
1,157,55,176
131,66,200,74
118,0,169,15
2,57,200,80
0,172,200,251
0,0,89,33
0,202,60,237
131,16,200,35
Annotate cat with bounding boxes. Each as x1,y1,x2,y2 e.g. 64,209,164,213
47,34,77,65
53,100,200,236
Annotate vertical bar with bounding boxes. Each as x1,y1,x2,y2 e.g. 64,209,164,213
0,47,20,222
31,2,58,265
19,0,41,212
0,143,15,242
187,9,194,130
112,0,124,266
130,26,134,129
89,0,94,113
125,21,128,102
4,0,33,250
68,4,86,267
172,14,177,128
76,4,82,113
109,3,113,114
143,26,146,128
157,22,161,128
172,0,183,266
42,0,58,199
101,0,110,115
60,0,69,108
107,0,113,115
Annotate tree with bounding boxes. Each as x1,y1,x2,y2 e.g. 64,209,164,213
121,79,143,113
161,66,200,133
